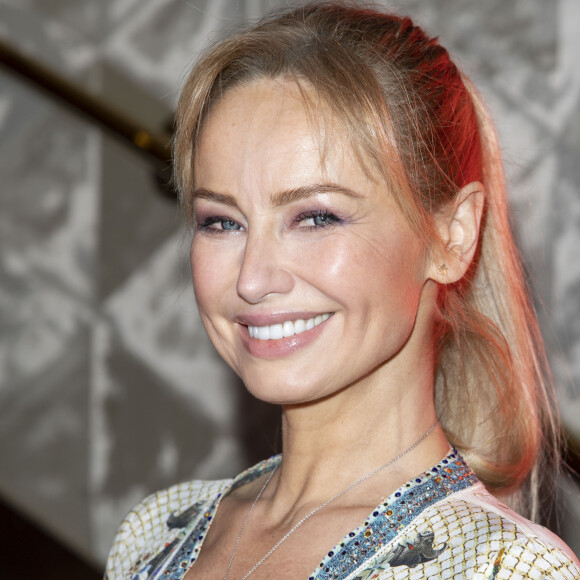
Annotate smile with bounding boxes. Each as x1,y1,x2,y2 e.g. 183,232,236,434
248,313,331,340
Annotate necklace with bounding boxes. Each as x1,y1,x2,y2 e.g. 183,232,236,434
223,420,439,580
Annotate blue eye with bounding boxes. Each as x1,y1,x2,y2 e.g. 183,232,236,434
221,219,241,230
198,217,242,232
299,210,341,228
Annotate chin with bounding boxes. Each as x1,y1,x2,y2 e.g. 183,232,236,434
241,371,327,406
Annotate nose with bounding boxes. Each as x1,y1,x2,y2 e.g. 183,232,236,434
236,232,294,304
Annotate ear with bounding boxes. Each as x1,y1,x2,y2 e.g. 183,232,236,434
428,181,485,284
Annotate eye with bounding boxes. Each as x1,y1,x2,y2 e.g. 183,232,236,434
197,216,243,232
297,210,342,228
220,219,241,231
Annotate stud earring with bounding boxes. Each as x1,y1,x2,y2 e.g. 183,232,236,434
438,264,448,276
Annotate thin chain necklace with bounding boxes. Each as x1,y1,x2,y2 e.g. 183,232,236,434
223,420,438,580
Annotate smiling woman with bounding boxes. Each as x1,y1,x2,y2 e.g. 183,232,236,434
190,80,430,402
105,3,579,579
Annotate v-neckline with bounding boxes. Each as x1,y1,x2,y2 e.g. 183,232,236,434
177,448,477,580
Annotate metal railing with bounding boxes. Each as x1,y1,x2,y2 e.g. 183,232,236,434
0,38,172,169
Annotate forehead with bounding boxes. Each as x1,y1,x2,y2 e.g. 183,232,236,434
199,79,315,154
193,78,378,193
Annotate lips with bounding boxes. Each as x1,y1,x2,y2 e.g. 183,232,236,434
248,313,331,340
238,312,333,359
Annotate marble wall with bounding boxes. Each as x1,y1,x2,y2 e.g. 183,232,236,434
0,0,578,567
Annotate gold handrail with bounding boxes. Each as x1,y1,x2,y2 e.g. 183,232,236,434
0,39,172,167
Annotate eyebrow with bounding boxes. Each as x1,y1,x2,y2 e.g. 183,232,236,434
191,188,238,206
271,183,363,206
191,183,362,208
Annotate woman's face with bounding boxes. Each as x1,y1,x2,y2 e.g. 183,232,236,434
191,79,430,405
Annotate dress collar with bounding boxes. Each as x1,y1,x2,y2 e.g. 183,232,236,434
153,448,478,580
223,448,478,580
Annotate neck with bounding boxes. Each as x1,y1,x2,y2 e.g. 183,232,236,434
259,282,449,512
268,350,448,512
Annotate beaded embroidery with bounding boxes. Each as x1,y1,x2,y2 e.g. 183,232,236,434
106,449,580,579
128,501,208,579
125,450,476,579
307,451,476,580
127,457,280,580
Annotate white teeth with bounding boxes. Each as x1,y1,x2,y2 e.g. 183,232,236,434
248,313,331,341
283,321,295,337
269,323,284,340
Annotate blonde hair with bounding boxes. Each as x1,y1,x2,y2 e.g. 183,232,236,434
174,1,561,520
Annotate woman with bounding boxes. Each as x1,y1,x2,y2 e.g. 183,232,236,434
106,3,580,579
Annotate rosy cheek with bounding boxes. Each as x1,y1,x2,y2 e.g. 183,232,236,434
190,242,217,301
191,238,244,308
320,246,351,281
317,236,388,283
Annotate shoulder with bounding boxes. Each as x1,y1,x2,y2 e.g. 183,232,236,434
426,483,580,577
104,477,231,580
358,483,579,579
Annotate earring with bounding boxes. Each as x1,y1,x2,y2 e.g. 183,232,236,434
438,264,448,276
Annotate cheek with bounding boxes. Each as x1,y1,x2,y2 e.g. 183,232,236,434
190,239,207,302
307,232,424,311
190,238,233,314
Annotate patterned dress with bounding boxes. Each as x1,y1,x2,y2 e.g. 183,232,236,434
105,449,580,579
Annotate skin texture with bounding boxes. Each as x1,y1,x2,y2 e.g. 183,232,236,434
192,80,430,404
186,78,484,579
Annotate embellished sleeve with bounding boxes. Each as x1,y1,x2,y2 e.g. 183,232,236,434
104,479,229,579
105,498,154,580
347,490,580,580
470,539,580,579
353,534,580,580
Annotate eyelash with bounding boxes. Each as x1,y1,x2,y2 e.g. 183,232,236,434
296,210,342,229
197,216,242,233
196,209,342,234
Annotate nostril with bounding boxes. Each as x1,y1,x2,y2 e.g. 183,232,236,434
236,243,294,303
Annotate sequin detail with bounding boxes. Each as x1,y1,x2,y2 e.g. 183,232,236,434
145,456,280,579
130,450,475,580
157,512,214,579
106,451,580,580
309,450,476,580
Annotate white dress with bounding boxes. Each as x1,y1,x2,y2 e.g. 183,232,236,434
105,449,580,579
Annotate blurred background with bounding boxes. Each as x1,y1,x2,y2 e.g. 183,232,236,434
0,0,579,577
